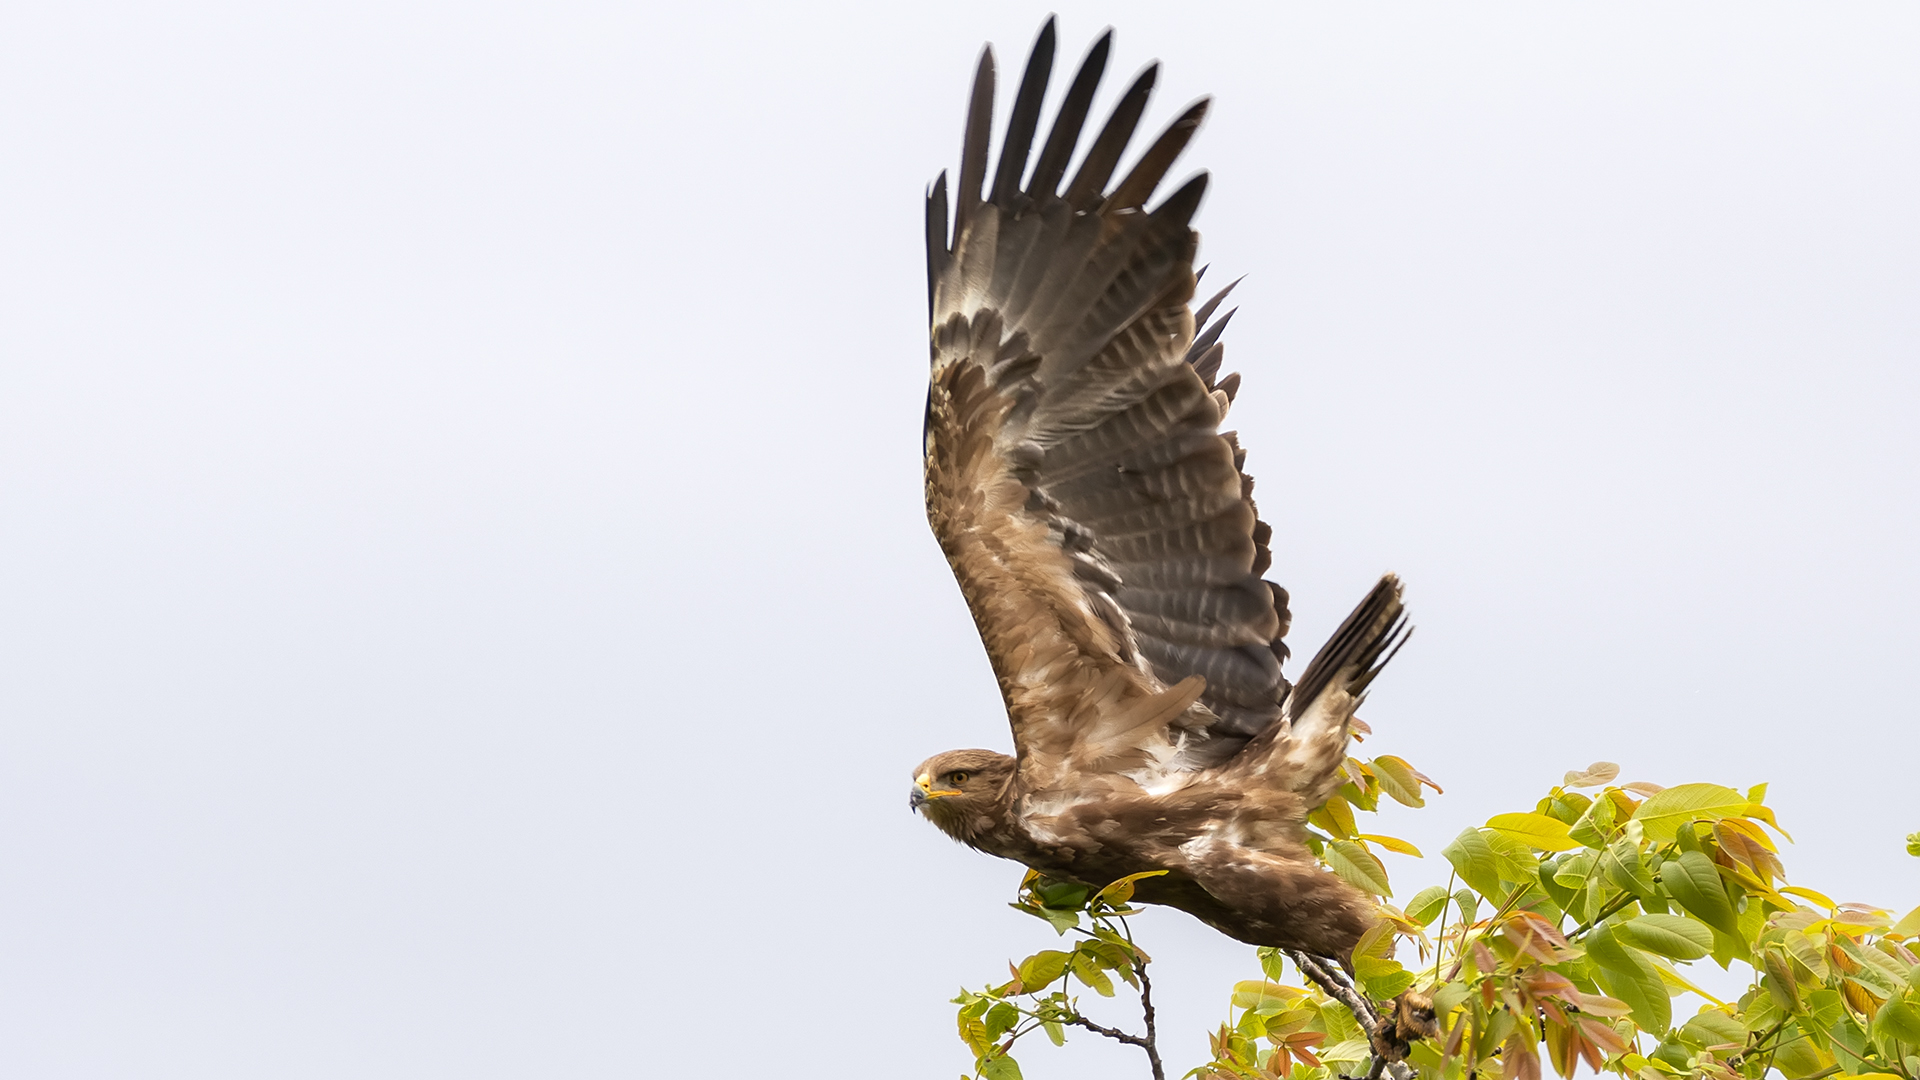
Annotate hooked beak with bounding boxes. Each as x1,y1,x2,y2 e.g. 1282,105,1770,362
909,772,957,813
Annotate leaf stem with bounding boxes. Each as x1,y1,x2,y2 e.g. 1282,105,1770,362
1727,1017,1789,1068
1427,869,1458,991
1566,891,1637,940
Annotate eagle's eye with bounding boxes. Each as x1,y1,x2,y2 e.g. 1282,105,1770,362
950,771,970,785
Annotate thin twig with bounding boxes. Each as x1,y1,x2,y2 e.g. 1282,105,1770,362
1135,959,1165,1080
1064,1012,1164,1080
1062,913,1164,1080
1064,1014,1151,1049
1728,1016,1790,1068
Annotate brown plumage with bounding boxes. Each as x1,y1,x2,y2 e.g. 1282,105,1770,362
910,21,1410,966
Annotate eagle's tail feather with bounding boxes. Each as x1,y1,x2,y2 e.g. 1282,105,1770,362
1270,574,1408,804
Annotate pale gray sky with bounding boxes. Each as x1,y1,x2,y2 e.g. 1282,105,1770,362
1,3,1915,1077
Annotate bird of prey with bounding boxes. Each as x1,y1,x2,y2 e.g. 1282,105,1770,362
908,19,1418,994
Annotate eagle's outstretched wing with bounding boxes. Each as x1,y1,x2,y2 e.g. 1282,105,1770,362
924,23,1301,789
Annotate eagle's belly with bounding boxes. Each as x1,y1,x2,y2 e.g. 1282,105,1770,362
991,787,1373,957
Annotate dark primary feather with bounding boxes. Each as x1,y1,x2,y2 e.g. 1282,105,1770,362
1028,30,1110,197
1105,98,1209,212
989,19,1054,204
1062,64,1158,208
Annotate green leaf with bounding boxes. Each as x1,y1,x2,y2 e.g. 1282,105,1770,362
1430,980,1470,1019
1782,930,1831,980
984,1002,1019,1040
1585,925,1672,1034
1319,1036,1373,1066
1326,840,1392,897
1659,851,1738,936
1454,889,1481,926
1603,838,1658,900
1486,812,1580,852
1406,885,1450,928
980,1053,1024,1080
1544,790,1593,826
1358,964,1416,1000
1483,829,1545,882
1770,1030,1835,1079
1630,783,1750,843
1070,950,1114,997
1257,946,1289,982
1011,902,1080,935
1042,1021,1064,1046
1874,999,1920,1046
1443,828,1502,899
1032,880,1089,909
1537,858,1581,914
1679,1010,1746,1049
1568,792,1619,849
1801,987,1844,1031
1371,755,1428,808
1614,914,1715,960
1017,950,1071,990
1908,831,1920,857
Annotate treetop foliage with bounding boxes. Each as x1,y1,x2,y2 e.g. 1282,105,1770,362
949,751,1920,1080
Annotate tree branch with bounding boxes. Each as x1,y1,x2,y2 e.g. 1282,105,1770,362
1287,951,1412,1080
1058,958,1163,1080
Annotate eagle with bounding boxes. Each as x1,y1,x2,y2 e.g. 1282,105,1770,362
908,20,1420,1003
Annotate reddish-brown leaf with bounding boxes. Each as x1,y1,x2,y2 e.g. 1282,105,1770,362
1503,912,1575,963
1472,940,1499,974
1503,1030,1542,1080
1712,823,1785,883
1580,1017,1630,1056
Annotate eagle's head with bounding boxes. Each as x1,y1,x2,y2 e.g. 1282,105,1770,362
909,748,1016,844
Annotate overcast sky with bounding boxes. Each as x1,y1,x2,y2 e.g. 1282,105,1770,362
2,3,1916,1077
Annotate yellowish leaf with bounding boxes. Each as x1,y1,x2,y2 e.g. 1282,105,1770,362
1781,885,1837,910
1357,833,1424,857
1371,755,1434,807
1326,840,1392,897
1889,904,1920,939
1742,802,1795,842
1486,812,1580,852
1631,783,1750,842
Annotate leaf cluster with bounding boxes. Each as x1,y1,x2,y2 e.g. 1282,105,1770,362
950,871,1166,1080
1196,761,1920,1080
